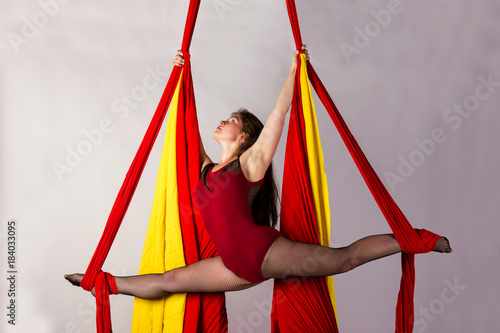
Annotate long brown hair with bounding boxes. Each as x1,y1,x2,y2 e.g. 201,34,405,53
231,108,279,228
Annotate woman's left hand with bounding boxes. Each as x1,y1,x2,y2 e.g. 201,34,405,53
292,45,310,68
173,49,185,67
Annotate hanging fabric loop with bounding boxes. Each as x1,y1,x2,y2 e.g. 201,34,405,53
77,1,228,333
279,1,441,332
272,48,339,333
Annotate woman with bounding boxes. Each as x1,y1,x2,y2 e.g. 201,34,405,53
65,46,452,298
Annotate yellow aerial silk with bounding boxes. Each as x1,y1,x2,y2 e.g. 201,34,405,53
298,53,337,313
131,72,187,333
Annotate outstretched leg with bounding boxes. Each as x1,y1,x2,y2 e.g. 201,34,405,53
65,256,255,299
261,235,451,279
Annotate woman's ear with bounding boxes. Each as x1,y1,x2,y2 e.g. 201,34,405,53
240,133,249,142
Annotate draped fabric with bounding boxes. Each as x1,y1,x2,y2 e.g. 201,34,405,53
131,48,227,332
281,1,440,332
271,52,339,333
80,1,227,332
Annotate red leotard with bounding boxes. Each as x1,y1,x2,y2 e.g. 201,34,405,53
194,159,282,283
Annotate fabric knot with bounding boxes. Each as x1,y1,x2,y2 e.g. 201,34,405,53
398,228,441,255
92,271,118,333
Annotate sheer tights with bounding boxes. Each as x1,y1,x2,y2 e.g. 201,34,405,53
114,234,401,299
115,257,255,299
67,233,450,299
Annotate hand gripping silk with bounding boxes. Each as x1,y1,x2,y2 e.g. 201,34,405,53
79,1,227,332
275,1,441,333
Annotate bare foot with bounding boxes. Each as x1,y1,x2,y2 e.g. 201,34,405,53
433,237,452,253
64,273,95,296
64,273,83,286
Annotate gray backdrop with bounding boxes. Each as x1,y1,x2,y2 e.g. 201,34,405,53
1,0,499,332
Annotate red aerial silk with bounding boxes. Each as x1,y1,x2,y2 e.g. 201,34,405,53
175,44,228,333
277,1,441,332
79,1,227,332
271,53,339,332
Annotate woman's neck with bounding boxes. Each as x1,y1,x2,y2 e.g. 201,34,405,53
218,154,238,166
218,143,239,166
219,137,243,165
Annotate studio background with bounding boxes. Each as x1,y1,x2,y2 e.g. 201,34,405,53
1,0,499,332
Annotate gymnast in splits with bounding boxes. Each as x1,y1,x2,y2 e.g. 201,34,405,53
65,46,452,297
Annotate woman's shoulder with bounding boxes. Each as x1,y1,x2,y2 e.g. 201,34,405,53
199,163,215,180
199,159,240,181
226,158,242,172
239,151,267,182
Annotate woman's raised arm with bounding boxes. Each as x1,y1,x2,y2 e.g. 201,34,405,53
241,46,309,181
173,50,213,170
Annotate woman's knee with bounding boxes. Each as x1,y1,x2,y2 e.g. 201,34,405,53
160,269,182,293
264,239,334,278
301,245,355,276
307,245,356,276
161,258,253,293
343,245,361,273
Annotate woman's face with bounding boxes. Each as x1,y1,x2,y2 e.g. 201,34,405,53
213,115,245,143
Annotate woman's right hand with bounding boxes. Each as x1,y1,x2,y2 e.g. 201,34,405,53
173,49,185,67
291,45,309,69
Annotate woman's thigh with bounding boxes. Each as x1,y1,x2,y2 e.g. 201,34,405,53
261,237,351,279
168,256,256,293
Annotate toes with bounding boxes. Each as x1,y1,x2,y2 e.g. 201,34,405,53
435,237,452,253
64,274,96,296
444,237,452,253
64,273,82,287
432,237,452,253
